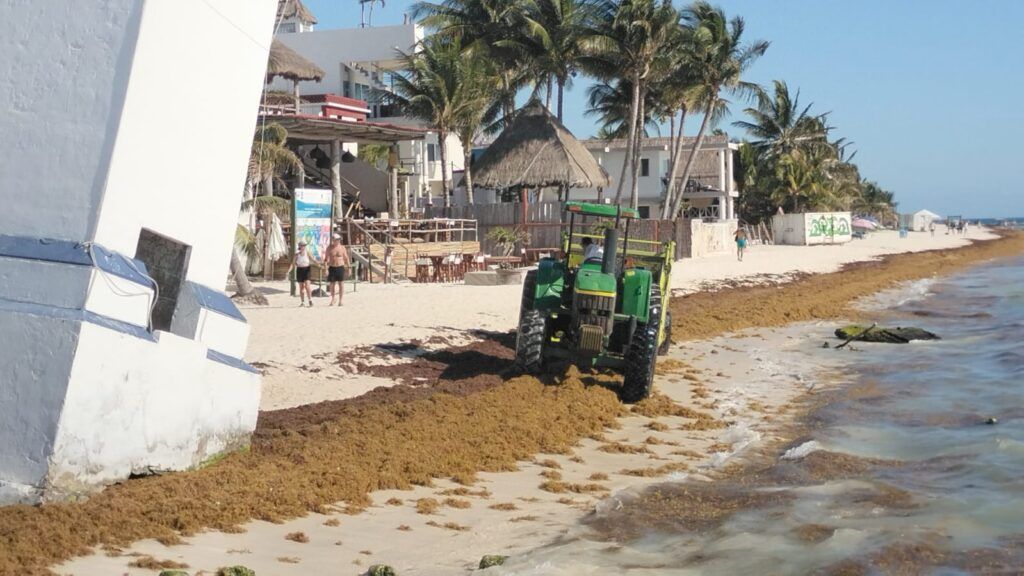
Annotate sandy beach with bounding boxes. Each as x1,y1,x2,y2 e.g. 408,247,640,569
43,227,1011,576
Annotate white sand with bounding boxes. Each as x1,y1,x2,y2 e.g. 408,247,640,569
56,227,995,575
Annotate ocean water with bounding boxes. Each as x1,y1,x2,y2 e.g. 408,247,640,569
497,256,1024,575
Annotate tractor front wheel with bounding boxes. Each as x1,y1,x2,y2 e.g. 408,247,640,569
516,269,545,373
621,287,662,402
516,309,546,374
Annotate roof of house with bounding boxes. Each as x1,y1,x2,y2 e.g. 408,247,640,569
259,114,426,143
277,0,317,25
472,101,611,190
266,39,325,82
582,134,732,151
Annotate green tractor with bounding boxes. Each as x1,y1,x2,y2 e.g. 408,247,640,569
515,201,674,402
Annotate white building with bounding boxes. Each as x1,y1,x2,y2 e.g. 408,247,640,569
0,0,274,502
575,135,740,220
911,209,942,232
268,2,465,209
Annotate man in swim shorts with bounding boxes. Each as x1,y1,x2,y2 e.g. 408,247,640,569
734,227,748,262
325,234,350,306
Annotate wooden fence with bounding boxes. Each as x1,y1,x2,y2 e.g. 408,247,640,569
424,202,731,260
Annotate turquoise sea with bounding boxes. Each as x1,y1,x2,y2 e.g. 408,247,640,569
498,256,1024,574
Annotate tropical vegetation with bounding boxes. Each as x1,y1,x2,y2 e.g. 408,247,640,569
348,0,895,218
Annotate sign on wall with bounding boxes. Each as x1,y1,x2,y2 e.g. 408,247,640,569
294,188,333,260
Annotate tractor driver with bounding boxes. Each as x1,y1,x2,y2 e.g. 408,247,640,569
582,237,604,262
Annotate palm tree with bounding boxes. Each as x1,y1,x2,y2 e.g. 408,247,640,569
584,0,679,209
586,78,661,139
386,36,466,207
667,1,768,219
452,50,502,205
232,123,302,303
411,0,533,124
731,80,829,159
520,0,595,119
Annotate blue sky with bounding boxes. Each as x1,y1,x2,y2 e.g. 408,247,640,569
306,0,1022,217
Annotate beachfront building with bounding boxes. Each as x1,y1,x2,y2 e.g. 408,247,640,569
0,0,277,502
266,1,465,210
575,135,740,220
910,209,943,232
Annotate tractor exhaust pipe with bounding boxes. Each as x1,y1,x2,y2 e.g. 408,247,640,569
602,228,618,275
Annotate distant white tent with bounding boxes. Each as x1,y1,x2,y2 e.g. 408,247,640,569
912,209,942,231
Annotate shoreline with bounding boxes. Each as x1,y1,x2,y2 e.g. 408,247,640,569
0,231,1020,575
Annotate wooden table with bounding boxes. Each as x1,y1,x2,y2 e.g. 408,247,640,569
484,256,524,268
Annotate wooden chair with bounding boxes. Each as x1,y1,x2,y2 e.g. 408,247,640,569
415,253,431,283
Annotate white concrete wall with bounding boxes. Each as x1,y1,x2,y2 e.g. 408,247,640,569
689,219,738,258
0,309,81,498
271,24,422,96
772,212,853,245
803,212,853,245
772,214,807,246
0,0,143,241
48,325,260,496
93,0,278,289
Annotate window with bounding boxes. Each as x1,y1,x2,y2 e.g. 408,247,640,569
637,206,650,218
278,22,297,34
427,143,437,162
640,158,650,177
134,229,191,332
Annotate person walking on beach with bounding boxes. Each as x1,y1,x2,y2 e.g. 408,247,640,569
324,235,350,306
734,227,748,262
929,221,936,236
290,241,317,307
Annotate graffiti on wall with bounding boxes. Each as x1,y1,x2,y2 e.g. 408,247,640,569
808,214,851,239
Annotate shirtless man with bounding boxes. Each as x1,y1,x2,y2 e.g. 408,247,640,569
324,235,350,306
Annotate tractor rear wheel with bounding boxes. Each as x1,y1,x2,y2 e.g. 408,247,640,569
621,286,662,402
516,270,545,373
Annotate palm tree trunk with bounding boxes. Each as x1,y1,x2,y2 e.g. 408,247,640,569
670,97,716,219
557,77,565,120
615,74,642,204
230,250,268,304
463,144,475,205
661,106,687,219
629,85,646,210
545,75,553,110
438,128,451,208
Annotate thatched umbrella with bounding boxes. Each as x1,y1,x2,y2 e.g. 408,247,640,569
277,0,317,26
266,39,324,111
473,100,611,191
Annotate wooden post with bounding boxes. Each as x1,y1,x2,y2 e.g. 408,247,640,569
331,140,343,224
293,80,301,113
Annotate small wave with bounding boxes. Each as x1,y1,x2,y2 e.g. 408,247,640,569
782,440,822,460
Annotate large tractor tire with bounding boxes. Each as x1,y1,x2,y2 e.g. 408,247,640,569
621,286,662,403
516,270,545,374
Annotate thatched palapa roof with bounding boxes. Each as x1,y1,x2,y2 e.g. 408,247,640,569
266,39,324,82
277,0,317,25
473,100,611,190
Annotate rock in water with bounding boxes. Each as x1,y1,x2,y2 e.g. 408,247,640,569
835,325,940,344
479,555,509,569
